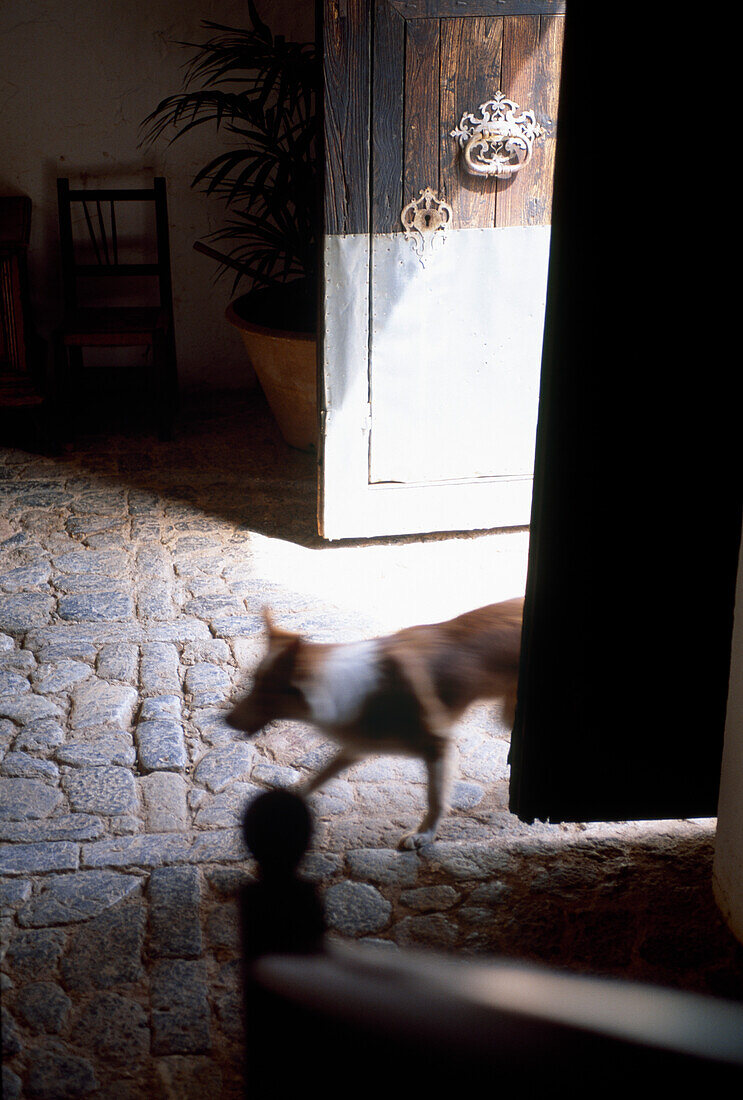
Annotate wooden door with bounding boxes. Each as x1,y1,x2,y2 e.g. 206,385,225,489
319,0,565,539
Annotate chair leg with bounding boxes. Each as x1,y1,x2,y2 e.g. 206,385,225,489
153,332,173,441
53,334,75,447
30,402,60,455
167,330,179,412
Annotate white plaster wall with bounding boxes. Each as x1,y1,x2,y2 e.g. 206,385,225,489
0,0,314,392
714,517,743,946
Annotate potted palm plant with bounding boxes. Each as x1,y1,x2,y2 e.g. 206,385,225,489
141,2,319,450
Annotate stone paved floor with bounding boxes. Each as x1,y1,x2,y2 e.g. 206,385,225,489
1,389,742,1098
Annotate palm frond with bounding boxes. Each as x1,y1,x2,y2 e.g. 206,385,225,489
141,3,318,295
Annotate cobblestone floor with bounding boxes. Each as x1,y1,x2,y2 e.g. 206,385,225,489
1,389,742,1098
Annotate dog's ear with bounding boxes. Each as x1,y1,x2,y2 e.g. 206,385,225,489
262,606,299,643
262,607,303,667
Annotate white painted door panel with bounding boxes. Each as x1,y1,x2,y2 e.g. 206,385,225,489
369,226,550,484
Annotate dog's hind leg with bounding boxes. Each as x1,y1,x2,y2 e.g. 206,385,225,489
500,683,518,732
399,739,453,851
390,649,455,851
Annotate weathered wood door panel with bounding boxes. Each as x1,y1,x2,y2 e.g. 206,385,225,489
319,0,564,539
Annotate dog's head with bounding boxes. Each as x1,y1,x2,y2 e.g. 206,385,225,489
226,608,310,735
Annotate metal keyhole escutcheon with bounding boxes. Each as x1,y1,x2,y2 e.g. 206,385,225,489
400,187,453,262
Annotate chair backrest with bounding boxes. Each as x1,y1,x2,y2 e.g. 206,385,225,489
56,178,173,315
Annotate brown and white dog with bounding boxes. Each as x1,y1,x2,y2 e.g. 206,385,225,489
226,598,524,849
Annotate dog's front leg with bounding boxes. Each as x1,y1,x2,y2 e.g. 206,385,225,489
298,747,359,795
389,649,454,851
400,741,452,851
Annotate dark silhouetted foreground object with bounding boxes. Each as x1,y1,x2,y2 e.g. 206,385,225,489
509,3,741,822
240,790,324,960
239,790,324,1097
240,791,743,1092
54,177,178,442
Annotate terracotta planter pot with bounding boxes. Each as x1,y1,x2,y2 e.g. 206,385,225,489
226,296,317,452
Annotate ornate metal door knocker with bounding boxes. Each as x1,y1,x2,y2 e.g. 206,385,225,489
451,92,544,179
400,187,453,263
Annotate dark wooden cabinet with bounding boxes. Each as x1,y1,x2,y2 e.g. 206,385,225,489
0,196,46,415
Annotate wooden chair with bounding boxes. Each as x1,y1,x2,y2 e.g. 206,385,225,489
55,177,177,440
0,196,50,444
